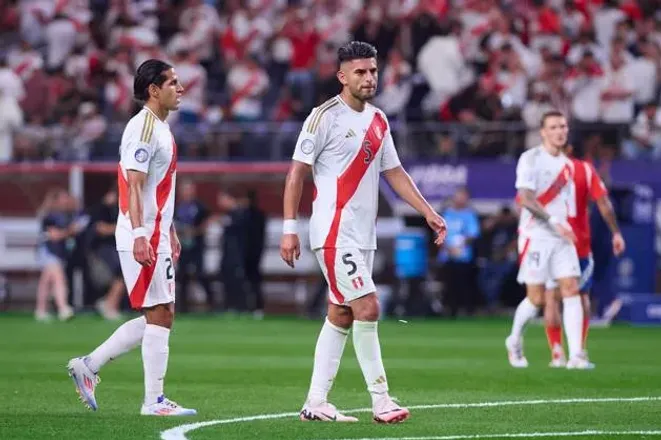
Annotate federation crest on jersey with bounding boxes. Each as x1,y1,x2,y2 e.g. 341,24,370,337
135,147,149,163
301,139,314,155
351,276,364,290
374,125,383,140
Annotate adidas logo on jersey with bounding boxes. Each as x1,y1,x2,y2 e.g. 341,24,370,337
345,129,356,138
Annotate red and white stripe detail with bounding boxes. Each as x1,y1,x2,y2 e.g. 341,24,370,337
123,140,178,310
323,113,387,304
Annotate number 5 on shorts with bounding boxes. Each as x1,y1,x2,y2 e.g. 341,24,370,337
165,257,174,280
342,253,357,276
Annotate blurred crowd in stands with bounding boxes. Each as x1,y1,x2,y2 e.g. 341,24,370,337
1,0,661,161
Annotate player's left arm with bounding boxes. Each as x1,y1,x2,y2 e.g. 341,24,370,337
588,163,625,256
380,131,446,245
170,222,181,264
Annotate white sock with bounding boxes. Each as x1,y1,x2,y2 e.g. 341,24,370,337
563,296,584,359
353,320,388,406
306,318,349,406
142,324,170,405
510,297,539,341
86,316,146,373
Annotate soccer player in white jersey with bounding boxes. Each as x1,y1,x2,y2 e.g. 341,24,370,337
506,110,590,370
67,59,196,416
280,41,447,424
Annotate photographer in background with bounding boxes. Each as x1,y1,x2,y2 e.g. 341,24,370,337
89,185,123,320
175,180,215,312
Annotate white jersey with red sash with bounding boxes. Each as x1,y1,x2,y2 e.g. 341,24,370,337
291,96,401,304
516,146,576,241
515,145,580,285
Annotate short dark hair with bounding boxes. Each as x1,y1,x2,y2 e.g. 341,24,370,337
540,110,566,128
337,41,377,66
133,59,172,102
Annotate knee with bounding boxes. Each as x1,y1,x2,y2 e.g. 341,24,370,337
327,304,353,329
145,304,174,329
351,294,380,322
559,280,579,298
527,290,544,307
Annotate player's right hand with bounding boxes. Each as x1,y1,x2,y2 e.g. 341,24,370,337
612,232,626,257
280,234,300,268
550,219,576,243
134,237,155,267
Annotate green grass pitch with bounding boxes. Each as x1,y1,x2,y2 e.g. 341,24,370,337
0,314,659,439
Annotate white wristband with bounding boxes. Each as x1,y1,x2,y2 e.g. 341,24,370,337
133,227,148,239
282,219,298,235
548,216,561,226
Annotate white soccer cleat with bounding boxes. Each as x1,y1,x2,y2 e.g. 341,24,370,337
506,335,529,368
95,299,121,321
566,351,595,370
58,306,74,321
299,401,358,422
373,396,410,424
67,357,100,411
549,345,567,368
141,396,197,416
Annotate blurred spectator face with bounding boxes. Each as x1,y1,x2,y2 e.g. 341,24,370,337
478,75,497,95
103,188,118,205
338,58,378,101
452,188,470,209
611,50,625,68
579,52,596,71
541,115,569,148
179,181,196,202
644,103,657,119
498,206,515,224
217,192,237,211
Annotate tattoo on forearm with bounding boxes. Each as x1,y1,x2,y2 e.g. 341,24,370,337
520,190,550,222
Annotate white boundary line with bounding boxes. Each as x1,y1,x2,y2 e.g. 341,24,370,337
318,431,661,440
160,396,661,440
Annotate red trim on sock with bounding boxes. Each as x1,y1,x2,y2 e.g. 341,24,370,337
582,316,590,349
545,325,563,352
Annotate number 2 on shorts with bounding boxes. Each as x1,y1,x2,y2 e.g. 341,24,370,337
165,257,174,280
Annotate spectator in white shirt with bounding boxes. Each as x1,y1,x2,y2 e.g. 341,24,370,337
561,0,587,40
45,14,77,70
622,102,661,159
226,54,269,121
0,89,24,162
627,39,658,112
567,30,607,66
593,0,626,48
600,50,635,125
0,58,25,102
374,48,412,118
522,82,556,149
174,49,207,124
565,51,606,124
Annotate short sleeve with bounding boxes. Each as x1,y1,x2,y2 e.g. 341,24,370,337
120,114,156,174
515,153,536,191
292,108,331,165
587,162,608,201
380,129,401,172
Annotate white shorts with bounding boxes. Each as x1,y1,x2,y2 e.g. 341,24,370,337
314,248,376,306
545,255,594,291
517,237,580,286
118,252,175,310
